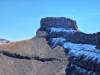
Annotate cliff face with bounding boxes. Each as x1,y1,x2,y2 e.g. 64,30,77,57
38,17,100,75
41,17,78,30
39,17,100,47
0,17,99,75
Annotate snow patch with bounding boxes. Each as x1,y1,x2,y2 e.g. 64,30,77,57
51,37,100,63
63,42,100,63
50,27,76,33
51,37,66,47
52,37,66,43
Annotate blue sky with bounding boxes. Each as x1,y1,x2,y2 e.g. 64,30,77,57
0,0,100,41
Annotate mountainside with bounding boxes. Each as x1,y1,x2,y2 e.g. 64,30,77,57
0,17,100,75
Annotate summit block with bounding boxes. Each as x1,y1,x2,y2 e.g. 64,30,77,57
41,17,78,30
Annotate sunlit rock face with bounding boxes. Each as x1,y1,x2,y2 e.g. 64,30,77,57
0,38,10,44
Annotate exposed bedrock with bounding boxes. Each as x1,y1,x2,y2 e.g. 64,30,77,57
38,17,100,47
0,17,100,75
41,17,78,30
37,17,100,75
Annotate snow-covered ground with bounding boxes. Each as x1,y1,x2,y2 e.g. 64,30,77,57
51,37,66,47
49,27,99,74
50,27,76,33
63,42,100,63
51,37,100,63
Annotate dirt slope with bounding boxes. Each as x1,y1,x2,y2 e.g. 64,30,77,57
0,36,67,75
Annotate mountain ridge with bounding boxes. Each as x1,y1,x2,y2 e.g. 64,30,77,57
0,17,100,75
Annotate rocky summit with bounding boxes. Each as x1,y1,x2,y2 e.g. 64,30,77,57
0,17,100,75
41,17,78,30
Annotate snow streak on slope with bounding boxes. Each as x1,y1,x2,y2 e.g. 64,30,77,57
50,27,100,63
52,37,100,63
48,27,100,74
51,37,66,47
63,42,100,63
50,28,76,33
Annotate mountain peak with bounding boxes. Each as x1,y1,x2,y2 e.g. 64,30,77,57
0,17,100,75
41,17,78,30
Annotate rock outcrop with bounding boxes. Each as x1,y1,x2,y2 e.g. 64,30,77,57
39,17,100,48
0,17,99,75
41,17,78,30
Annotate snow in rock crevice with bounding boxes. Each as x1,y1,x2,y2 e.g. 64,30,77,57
50,27,76,33
51,37,66,47
63,42,100,63
51,37,100,63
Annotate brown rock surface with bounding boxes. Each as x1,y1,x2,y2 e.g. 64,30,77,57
0,17,100,75
0,36,68,75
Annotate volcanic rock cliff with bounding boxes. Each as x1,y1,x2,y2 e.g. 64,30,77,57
0,17,100,75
